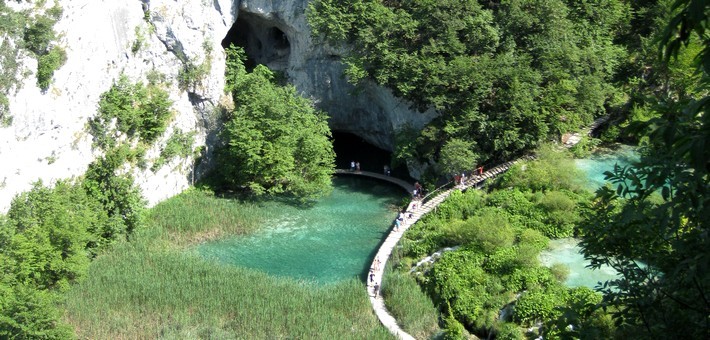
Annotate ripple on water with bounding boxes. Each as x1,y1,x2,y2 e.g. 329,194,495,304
198,176,404,284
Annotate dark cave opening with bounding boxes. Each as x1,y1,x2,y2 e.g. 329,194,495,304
221,11,291,71
332,131,412,181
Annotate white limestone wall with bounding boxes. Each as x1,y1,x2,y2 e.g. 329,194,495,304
0,0,233,212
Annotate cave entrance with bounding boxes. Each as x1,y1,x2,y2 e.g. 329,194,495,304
221,11,291,71
332,131,411,179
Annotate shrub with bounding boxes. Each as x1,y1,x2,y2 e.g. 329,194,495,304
496,322,524,340
151,128,196,171
89,75,173,149
513,290,564,326
23,16,56,55
36,47,66,90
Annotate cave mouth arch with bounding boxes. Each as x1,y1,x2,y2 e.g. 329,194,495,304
332,131,411,179
222,11,291,71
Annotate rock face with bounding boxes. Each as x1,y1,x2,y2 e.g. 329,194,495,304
233,0,437,150
0,0,436,212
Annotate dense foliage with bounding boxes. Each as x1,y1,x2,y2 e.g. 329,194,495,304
88,75,173,150
579,0,710,338
0,165,144,337
308,0,629,170
388,148,609,338
217,46,335,200
0,1,65,124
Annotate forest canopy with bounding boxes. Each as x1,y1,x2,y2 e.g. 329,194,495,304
308,0,630,172
216,46,335,201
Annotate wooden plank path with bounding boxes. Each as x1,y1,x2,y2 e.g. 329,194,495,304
335,157,530,339
334,169,415,194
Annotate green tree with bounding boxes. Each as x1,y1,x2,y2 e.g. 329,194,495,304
581,1,710,337
218,46,335,200
89,75,173,149
438,138,479,177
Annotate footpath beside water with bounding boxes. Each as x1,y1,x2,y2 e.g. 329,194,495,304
362,159,527,339
198,176,404,284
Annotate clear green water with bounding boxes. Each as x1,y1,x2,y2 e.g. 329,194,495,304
539,145,639,288
540,238,619,288
198,177,404,284
574,144,639,191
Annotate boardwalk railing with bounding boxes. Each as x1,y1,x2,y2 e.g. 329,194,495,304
339,157,531,339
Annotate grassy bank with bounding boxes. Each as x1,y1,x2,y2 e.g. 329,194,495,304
62,189,392,339
381,261,441,339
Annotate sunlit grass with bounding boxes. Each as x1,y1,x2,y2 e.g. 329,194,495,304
381,262,441,339
63,189,393,339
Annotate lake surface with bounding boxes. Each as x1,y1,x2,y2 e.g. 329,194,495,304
574,144,639,191
540,146,639,288
539,238,620,288
198,176,404,284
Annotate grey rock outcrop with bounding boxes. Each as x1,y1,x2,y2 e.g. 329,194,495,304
0,0,436,212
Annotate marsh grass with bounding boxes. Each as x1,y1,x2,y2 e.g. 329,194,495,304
63,189,393,339
382,263,441,339
146,188,268,247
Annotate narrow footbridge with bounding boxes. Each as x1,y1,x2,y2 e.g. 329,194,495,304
334,169,414,194
335,157,532,339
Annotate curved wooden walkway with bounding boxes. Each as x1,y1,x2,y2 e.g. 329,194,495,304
334,169,415,194
336,159,529,339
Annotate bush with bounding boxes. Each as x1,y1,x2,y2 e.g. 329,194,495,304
36,47,66,90
496,322,524,340
23,16,56,55
89,75,173,149
151,128,196,171
513,290,564,326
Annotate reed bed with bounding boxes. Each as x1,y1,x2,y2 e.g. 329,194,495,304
146,188,267,246
62,189,392,339
63,240,392,339
381,264,442,339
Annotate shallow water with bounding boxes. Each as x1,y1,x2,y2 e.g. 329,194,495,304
574,144,639,191
539,238,619,288
198,176,404,284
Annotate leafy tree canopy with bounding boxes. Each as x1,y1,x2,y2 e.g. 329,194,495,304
308,0,630,168
580,0,710,338
217,46,335,201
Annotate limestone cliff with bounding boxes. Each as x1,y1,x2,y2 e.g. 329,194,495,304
0,0,435,212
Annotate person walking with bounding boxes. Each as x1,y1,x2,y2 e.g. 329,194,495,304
350,160,356,171
356,161,361,172
374,282,380,298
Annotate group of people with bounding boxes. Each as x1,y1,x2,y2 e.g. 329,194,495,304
412,181,423,199
349,160,361,172
369,257,382,298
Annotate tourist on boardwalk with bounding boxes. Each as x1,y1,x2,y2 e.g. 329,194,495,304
356,161,361,172
374,282,380,298
394,218,401,232
374,256,381,271
383,164,390,176
369,269,375,284
350,160,356,171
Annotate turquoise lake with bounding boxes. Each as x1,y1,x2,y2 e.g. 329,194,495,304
574,144,639,190
198,176,404,284
538,145,639,288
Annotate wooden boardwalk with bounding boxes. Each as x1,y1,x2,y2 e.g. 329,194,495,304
338,159,528,339
334,169,415,194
